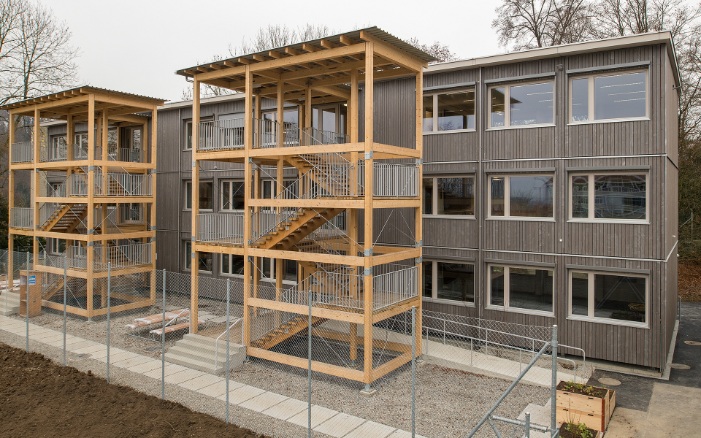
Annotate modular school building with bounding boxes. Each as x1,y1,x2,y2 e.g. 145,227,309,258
31,29,679,373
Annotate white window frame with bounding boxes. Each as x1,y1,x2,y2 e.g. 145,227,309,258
487,174,555,221
184,120,192,151
50,135,67,160
423,88,476,134
183,241,213,273
220,179,245,212
184,181,192,210
568,172,649,223
567,269,649,328
488,80,555,129
220,254,295,285
568,69,649,124
486,264,555,316
423,175,476,218
423,260,475,305
74,132,88,159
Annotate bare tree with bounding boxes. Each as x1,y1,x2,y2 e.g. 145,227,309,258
405,37,458,63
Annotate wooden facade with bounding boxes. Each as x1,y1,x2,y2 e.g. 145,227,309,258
156,31,679,372
4,87,164,319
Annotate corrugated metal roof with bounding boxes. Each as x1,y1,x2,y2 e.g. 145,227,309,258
176,26,435,77
1,85,166,111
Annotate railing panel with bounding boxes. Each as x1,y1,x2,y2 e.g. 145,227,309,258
197,213,245,245
9,208,33,229
98,173,152,197
198,118,246,151
11,141,33,163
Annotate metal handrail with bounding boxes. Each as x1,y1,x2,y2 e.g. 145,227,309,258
213,317,244,367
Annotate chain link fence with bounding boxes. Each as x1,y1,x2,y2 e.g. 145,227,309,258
0,248,589,437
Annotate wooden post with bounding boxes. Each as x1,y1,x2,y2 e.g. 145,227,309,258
275,156,283,327
348,68,360,301
32,109,40,269
7,112,15,288
362,42,375,386
150,107,158,305
100,112,108,308
242,66,253,347
86,95,96,319
414,71,424,354
190,78,201,333
276,82,284,149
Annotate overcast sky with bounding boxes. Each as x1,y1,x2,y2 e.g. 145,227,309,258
47,0,502,103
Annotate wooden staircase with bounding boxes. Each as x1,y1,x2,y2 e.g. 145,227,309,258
251,314,326,349
41,204,88,232
286,154,351,198
42,276,65,301
254,207,343,250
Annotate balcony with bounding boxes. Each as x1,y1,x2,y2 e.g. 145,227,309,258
10,141,33,163
197,212,245,245
39,243,153,272
9,208,33,229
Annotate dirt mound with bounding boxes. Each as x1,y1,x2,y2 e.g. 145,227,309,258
0,343,266,438
679,261,701,302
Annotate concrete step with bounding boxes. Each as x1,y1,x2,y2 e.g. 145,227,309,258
165,333,245,375
0,291,21,316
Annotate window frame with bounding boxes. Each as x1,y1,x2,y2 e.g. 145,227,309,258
568,171,649,223
487,173,555,221
567,269,649,328
488,80,556,129
486,264,555,316
220,179,245,212
422,259,476,306
74,132,89,159
423,88,477,134
184,120,193,151
568,69,649,124
184,180,214,212
422,175,476,218
220,254,296,285
183,241,213,273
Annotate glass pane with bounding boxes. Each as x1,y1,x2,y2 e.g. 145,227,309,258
185,122,192,149
490,177,505,216
437,263,474,302
437,177,474,215
490,266,505,306
185,182,192,209
571,78,589,122
222,254,230,274
230,255,245,275
510,82,554,126
199,253,212,272
199,182,213,210
490,87,506,127
132,129,142,149
437,91,475,131
509,175,553,217
423,262,433,297
283,110,299,146
509,268,553,312
322,108,336,133
184,242,191,270
571,176,589,218
284,260,298,282
232,182,245,210
594,72,646,120
222,181,231,210
423,96,434,132
423,178,433,214
594,175,646,219
262,258,273,279
594,274,646,323
571,272,589,316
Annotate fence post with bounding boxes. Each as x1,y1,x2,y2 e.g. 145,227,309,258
106,262,111,383
226,278,231,424
551,325,558,436
411,307,416,438
25,251,29,352
307,292,312,438
63,253,67,366
525,412,531,438
161,269,166,400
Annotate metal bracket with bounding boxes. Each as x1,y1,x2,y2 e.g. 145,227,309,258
363,248,373,256
247,256,253,263
88,228,95,235
192,160,196,168
87,166,96,172
248,158,254,164
149,237,156,243
149,226,156,231
364,151,373,160
248,239,253,245
415,240,423,248
415,159,423,166
415,257,423,264
87,241,95,247
363,267,373,276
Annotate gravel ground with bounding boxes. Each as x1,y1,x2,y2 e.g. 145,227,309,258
4,306,554,438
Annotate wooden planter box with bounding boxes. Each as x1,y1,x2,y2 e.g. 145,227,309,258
556,381,616,432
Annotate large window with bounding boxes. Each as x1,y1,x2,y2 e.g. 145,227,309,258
183,241,213,272
184,181,213,210
221,180,245,211
569,270,647,325
423,89,476,132
74,133,88,159
570,173,647,221
489,174,554,218
50,135,67,161
423,261,475,303
488,265,554,314
570,70,647,123
423,176,475,216
184,121,192,150
489,81,554,128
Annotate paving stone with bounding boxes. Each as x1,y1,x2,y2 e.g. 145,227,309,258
217,385,265,405
127,360,163,374
262,397,308,421
164,369,203,385
314,412,365,437
288,405,339,429
239,391,288,413
178,374,223,392
343,421,396,438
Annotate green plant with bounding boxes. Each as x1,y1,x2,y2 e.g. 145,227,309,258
564,421,594,438
561,381,595,395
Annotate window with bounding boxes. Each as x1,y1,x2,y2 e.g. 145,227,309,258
423,89,476,132
221,180,245,211
120,203,142,223
47,238,65,255
50,135,67,161
423,261,475,303
569,270,647,325
570,173,647,221
489,174,554,218
184,121,192,150
570,70,647,123
74,133,88,159
262,109,300,146
423,177,475,216
488,265,554,314
221,254,245,276
183,241,213,272
221,254,297,283
184,181,213,210
489,81,554,128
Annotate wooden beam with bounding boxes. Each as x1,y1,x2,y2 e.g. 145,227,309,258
247,298,364,324
247,347,365,382
249,43,365,73
190,78,201,333
359,31,425,72
363,41,375,386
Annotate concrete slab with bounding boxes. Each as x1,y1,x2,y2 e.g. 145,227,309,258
343,420,396,438
605,406,647,438
262,397,307,421
127,360,163,374
112,355,152,369
219,384,266,405
143,364,187,379
239,391,288,413
72,344,107,355
177,374,223,392
386,430,427,438
198,381,232,398
164,369,203,385
314,412,365,437
106,351,139,364
288,405,338,429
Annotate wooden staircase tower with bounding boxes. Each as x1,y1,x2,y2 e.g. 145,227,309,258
180,27,432,386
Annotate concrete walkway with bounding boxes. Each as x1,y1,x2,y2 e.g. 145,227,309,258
0,315,420,438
